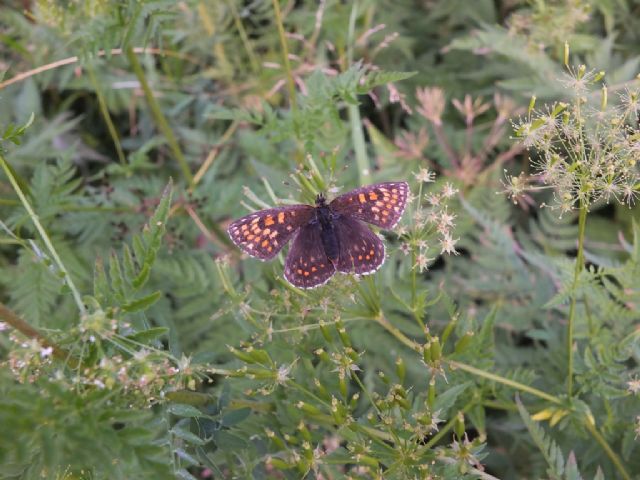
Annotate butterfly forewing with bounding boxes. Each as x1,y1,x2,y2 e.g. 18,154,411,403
227,205,314,260
284,223,336,288
329,181,409,229
334,215,385,275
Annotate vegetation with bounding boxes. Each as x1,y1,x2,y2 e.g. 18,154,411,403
0,1,639,478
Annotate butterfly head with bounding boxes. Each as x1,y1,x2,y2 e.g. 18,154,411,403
315,193,327,207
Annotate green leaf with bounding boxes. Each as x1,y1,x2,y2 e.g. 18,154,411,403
168,404,204,418
220,408,251,427
122,290,162,313
211,430,248,450
170,427,205,446
125,326,169,344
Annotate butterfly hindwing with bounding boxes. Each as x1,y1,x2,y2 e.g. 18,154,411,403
334,215,386,275
284,223,336,289
329,181,409,229
227,205,314,260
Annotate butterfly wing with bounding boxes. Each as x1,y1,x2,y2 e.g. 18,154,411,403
284,223,336,289
333,215,385,275
329,181,409,229
227,205,314,260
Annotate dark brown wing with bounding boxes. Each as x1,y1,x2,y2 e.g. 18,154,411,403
333,215,386,275
284,223,336,289
329,181,409,229
227,205,314,260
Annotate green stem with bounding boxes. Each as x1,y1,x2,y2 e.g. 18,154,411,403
0,154,86,314
85,64,126,164
227,0,259,73
125,47,194,187
271,0,296,113
346,1,370,185
583,420,631,480
374,314,563,404
448,361,562,405
567,202,587,397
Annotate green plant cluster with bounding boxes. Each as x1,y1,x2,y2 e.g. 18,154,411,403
0,1,639,479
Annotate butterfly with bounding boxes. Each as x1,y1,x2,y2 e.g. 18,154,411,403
227,182,409,289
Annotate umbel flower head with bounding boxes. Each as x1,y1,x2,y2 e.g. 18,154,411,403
505,58,640,214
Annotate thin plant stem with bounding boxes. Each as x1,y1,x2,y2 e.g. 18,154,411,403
583,420,631,480
271,0,297,113
375,312,563,405
125,47,195,188
346,0,371,185
85,64,126,164
0,47,201,91
567,201,587,397
447,361,562,405
227,0,259,73
0,303,74,365
0,153,86,314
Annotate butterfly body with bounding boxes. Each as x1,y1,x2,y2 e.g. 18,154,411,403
227,182,409,289
312,194,341,263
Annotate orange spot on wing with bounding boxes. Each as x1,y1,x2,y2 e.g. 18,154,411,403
264,216,275,226
365,255,370,260
263,228,271,235
270,231,278,238
358,193,366,203
311,266,317,272
369,192,378,200
251,217,260,224
277,212,285,224
247,234,255,240
358,255,363,260
392,188,398,193
297,269,303,274
303,271,310,277
369,249,374,255
261,239,269,247
382,210,389,216
241,224,248,231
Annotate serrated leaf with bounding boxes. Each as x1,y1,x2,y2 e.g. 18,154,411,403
122,290,162,312
125,326,168,344
93,256,109,303
434,383,471,415
122,244,136,281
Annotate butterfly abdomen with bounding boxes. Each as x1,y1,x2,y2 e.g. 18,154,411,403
316,206,340,263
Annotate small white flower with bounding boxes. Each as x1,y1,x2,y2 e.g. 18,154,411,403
627,376,640,395
441,182,459,198
414,168,436,183
40,346,54,358
440,234,460,255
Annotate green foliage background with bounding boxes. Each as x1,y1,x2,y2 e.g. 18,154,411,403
0,1,639,479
